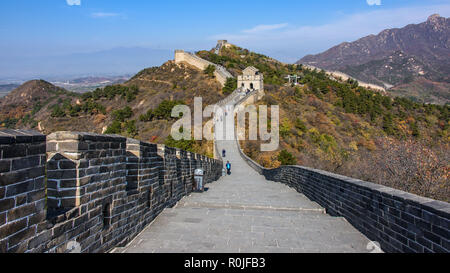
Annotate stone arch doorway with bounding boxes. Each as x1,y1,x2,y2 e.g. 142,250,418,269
250,83,254,90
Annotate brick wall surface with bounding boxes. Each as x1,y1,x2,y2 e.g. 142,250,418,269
0,130,223,253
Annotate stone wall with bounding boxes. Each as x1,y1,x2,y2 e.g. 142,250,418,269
0,130,46,253
235,138,449,253
174,50,233,86
0,130,222,253
301,64,387,92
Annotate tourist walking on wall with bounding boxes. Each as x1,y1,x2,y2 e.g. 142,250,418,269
226,161,231,175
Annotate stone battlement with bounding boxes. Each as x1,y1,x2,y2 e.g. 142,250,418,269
0,130,223,253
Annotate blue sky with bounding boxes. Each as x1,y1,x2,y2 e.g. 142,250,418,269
0,0,449,79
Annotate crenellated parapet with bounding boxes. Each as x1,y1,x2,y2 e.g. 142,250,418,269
0,130,223,253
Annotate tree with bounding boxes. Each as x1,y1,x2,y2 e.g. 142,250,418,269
383,113,395,135
104,120,122,134
347,78,359,89
223,77,237,95
125,120,138,137
164,135,195,152
411,121,420,138
361,138,449,201
204,65,216,78
51,105,66,118
112,106,133,122
153,100,185,120
278,150,296,166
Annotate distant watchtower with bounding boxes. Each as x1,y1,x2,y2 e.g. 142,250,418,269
238,66,264,99
215,40,229,55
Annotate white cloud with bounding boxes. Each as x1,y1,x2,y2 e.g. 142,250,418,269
209,4,450,62
367,0,381,6
66,0,81,6
243,23,289,33
91,12,120,18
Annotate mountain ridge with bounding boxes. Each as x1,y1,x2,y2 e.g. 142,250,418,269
298,14,450,104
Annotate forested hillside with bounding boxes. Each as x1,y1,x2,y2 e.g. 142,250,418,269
203,44,449,201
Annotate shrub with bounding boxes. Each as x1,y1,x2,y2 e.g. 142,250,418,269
223,77,237,95
295,118,307,132
81,85,139,102
125,120,138,137
104,120,122,134
278,150,296,166
204,65,216,78
164,135,195,152
51,105,66,118
153,100,185,120
112,106,133,122
139,109,155,122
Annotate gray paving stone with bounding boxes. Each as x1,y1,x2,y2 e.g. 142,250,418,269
117,140,372,253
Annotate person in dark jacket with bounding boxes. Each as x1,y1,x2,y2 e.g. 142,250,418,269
226,161,231,175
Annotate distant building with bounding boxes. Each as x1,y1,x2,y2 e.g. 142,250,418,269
238,66,264,95
217,40,228,46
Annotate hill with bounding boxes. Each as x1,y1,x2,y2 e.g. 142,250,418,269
203,44,448,201
0,80,76,128
298,14,450,104
0,61,225,157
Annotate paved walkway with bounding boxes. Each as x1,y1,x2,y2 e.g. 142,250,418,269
115,79,372,253
116,137,372,253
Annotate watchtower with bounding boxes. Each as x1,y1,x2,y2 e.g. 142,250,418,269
238,66,265,99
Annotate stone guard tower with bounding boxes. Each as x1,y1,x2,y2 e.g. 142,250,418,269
238,66,264,99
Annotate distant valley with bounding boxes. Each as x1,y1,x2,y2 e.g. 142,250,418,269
0,75,131,97
50,75,131,93
0,84,20,98
0,47,172,81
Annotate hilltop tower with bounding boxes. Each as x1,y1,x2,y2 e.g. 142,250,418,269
238,66,265,99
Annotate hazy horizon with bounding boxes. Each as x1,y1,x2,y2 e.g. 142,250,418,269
1,0,449,81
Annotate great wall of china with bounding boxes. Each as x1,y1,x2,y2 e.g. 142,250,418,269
301,64,387,93
0,130,222,253
0,43,448,253
175,48,233,87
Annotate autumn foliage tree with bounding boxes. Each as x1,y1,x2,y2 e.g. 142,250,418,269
359,138,449,201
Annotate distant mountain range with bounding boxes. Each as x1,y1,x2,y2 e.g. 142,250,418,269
298,14,450,104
